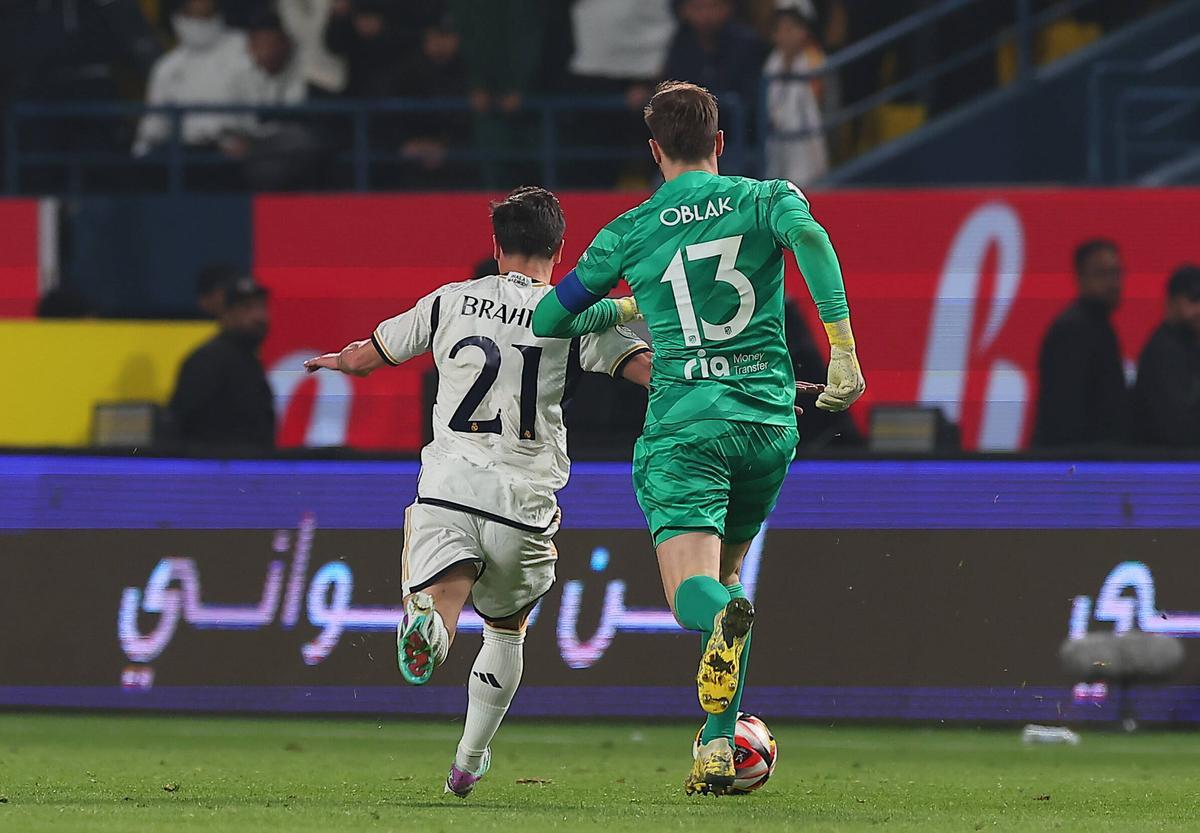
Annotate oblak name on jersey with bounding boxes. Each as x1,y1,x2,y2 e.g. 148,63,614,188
659,197,734,227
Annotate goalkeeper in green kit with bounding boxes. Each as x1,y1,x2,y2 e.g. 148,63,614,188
531,81,865,795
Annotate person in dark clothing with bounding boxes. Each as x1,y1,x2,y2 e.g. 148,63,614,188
193,263,241,319
169,276,275,451
387,16,469,184
1133,265,1200,448
663,0,768,134
323,0,418,98
1033,239,1130,448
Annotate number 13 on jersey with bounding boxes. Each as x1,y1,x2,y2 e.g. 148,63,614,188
660,234,756,346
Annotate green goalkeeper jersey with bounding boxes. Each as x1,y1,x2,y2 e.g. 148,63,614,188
541,170,849,430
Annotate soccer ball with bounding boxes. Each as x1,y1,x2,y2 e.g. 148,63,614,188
693,712,778,794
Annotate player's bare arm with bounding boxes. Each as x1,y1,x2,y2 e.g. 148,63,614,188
303,338,386,377
620,350,653,388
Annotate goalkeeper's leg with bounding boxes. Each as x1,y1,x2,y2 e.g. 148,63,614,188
657,533,750,796
700,541,755,746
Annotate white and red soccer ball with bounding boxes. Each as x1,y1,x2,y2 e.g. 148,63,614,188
693,712,778,794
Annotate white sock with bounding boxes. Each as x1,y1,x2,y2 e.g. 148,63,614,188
455,624,524,772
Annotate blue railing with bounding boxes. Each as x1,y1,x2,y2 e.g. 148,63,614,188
1088,31,1200,184
2,96,747,195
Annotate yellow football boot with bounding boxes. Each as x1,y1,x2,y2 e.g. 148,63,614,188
697,597,754,714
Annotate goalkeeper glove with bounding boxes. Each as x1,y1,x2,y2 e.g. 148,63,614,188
818,318,866,412
613,296,642,325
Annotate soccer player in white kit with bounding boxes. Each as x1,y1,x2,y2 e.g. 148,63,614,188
305,187,650,797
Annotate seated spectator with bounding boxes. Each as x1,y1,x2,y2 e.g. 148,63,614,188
564,0,676,185
1133,265,1200,447
169,276,275,451
663,0,768,127
324,0,412,98
133,0,250,157
764,0,828,187
229,11,307,112
277,0,347,95
451,0,546,186
1032,239,1130,447
389,16,468,178
569,0,675,105
222,11,326,189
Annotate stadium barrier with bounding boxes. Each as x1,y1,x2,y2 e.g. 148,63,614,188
0,321,214,447
3,187,1198,451
3,454,1200,723
250,188,1200,452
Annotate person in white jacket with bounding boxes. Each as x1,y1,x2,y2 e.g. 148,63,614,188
221,10,322,190
763,0,829,187
133,0,250,157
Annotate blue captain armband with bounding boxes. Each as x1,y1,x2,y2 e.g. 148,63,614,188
555,269,604,314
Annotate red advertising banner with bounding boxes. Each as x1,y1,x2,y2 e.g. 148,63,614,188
0,200,41,318
254,189,1200,452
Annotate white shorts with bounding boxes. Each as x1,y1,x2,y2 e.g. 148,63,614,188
401,501,559,620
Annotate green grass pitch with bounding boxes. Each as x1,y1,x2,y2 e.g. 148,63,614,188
2,712,1198,832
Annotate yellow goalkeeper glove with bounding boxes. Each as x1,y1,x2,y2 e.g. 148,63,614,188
818,318,866,412
613,296,642,325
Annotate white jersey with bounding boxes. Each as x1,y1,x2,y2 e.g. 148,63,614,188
373,272,649,531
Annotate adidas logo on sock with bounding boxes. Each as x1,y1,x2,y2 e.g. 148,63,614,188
473,671,502,688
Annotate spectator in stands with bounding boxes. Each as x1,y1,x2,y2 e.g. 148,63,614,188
663,0,768,128
451,0,545,186
277,0,347,95
133,0,250,157
564,0,676,186
1,0,161,104
324,0,412,98
1033,239,1130,448
169,276,276,451
1133,265,1200,447
220,10,325,189
763,0,829,187
193,263,240,318
389,15,468,181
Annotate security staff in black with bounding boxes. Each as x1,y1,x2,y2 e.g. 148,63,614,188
169,276,276,451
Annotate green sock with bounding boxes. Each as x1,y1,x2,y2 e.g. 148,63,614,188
673,575,731,636
700,582,751,744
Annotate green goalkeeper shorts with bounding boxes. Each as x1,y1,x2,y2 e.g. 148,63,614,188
632,420,798,548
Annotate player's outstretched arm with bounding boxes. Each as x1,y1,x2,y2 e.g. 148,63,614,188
531,269,640,339
768,183,866,412
304,339,385,377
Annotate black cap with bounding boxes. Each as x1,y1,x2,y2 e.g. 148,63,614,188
224,276,269,306
195,263,241,296
1167,264,1200,301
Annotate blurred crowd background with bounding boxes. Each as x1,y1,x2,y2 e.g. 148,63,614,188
0,0,1171,192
